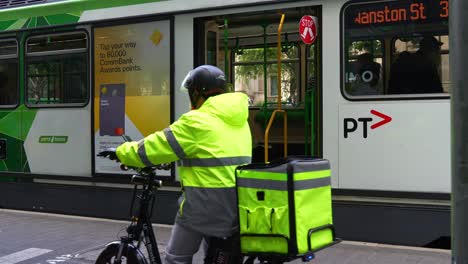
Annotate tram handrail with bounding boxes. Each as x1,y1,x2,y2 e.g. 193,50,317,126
264,14,288,162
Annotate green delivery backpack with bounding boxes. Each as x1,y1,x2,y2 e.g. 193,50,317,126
235,156,340,262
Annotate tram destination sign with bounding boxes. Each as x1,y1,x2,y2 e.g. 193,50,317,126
345,0,448,27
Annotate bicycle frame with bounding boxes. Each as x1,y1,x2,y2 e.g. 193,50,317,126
114,170,163,264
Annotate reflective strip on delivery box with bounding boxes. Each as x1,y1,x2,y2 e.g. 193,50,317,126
236,158,333,256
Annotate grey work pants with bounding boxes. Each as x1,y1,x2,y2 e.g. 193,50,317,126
165,223,208,264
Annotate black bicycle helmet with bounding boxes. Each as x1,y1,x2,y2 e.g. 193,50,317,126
181,65,227,108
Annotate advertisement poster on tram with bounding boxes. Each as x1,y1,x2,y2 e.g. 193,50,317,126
93,20,171,175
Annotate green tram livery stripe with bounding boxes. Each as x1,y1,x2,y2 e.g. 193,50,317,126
0,0,164,30
0,106,37,141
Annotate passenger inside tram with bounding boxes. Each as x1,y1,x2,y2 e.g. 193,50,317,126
348,53,381,96
389,36,443,94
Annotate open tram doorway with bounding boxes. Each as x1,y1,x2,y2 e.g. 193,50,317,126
194,6,322,162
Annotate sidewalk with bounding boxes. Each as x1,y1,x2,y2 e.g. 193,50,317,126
0,209,451,264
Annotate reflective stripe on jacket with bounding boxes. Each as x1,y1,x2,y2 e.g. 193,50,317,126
116,92,252,237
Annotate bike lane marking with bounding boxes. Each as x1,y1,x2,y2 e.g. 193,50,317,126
0,248,52,264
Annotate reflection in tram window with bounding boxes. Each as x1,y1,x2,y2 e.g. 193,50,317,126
342,0,449,98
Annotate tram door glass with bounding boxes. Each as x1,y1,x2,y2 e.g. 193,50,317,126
197,7,321,159
342,0,450,98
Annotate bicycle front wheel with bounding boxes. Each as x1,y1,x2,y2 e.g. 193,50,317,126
95,242,147,264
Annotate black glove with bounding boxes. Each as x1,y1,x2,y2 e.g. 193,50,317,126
97,148,120,162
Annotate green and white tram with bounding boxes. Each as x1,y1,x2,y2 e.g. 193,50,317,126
0,0,451,248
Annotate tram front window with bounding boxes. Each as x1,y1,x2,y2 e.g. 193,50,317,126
342,0,450,98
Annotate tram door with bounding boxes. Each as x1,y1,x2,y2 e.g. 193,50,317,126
0,31,91,177
20,31,91,176
0,39,22,175
195,6,322,161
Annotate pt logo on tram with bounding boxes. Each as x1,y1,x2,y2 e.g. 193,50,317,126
344,110,392,138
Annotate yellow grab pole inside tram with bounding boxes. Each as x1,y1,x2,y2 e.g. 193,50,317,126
264,14,288,162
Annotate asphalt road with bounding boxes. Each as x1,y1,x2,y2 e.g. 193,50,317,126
0,209,451,264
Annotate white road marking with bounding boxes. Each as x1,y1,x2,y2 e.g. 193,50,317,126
0,248,52,264
46,254,81,264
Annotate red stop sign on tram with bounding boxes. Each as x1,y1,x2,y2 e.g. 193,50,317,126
299,15,317,45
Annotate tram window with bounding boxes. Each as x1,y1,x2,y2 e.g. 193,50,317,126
392,36,450,93
0,40,18,108
0,61,18,106
307,44,317,89
206,31,217,66
26,32,88,106
0,40,18,107
270,76,278,96
233,46,300,107
27,32,87,53
342,0,449,99
0,40,17,57
345,40,384,96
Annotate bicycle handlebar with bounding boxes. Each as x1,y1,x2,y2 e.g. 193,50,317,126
120,163,171,174
97,150,170,175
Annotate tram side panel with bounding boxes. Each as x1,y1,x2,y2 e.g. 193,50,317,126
322,0,347,189
0,40,26,175
0,108,23,174
334,0,451,194
338,102,450,193
23,108,92,177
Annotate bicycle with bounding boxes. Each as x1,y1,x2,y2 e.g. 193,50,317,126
94,152,335,264
93,158,244,264
95,164,168,264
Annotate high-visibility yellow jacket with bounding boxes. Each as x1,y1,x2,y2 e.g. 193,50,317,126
116,92,252,237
